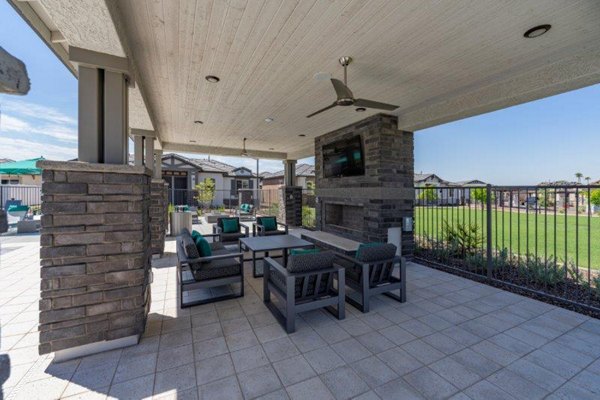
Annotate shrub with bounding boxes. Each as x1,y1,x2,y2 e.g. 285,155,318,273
302,205,316,228
443,221,483,258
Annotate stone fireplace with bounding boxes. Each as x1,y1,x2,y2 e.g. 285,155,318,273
315,114,414,255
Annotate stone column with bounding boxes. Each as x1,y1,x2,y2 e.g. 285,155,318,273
38,161,152,360
150,179,168,256
278,186,303,227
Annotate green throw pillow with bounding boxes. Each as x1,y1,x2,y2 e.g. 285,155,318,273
194,235,212,257
222,218,239,233
262,217,277,231
290,248,320,256
355,242,383,259
191,230,201,240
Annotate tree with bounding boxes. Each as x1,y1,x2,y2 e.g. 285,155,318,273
585,176,591,185
575,172,583,184
590,189,600,209
418,187,438,203
194,178,216,209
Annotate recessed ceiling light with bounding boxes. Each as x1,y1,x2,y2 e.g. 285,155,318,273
264,117,274,123
205,75,220,83
194,120,203,124
524,24,551,38
355,107,366,112
299,134,306,137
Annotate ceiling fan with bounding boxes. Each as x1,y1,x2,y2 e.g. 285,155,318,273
306,56,398,118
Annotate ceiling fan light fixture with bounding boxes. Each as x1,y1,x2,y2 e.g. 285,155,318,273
194,120,203,124
524,24,551,38
205,75,220,83
298,134,306,137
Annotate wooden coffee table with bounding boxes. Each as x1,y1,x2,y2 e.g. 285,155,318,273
239,234,314,277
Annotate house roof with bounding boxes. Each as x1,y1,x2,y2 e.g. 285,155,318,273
0,158,15,164
162,153,257,177
414,173,485,186
260,163,315,180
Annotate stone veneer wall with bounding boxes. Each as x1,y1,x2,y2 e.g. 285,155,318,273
0,209,7,233
315,114,414,255
38,161,152,355
150,180,168,255
278,186,302,227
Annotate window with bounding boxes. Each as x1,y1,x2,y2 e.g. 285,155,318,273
1,179,19,184
236,180,250,189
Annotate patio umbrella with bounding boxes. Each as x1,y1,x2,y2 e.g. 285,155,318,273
0,157,44,175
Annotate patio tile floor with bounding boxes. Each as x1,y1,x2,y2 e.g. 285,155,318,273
1,233,600,399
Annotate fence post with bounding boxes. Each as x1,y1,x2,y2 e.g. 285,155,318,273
486,184,493,278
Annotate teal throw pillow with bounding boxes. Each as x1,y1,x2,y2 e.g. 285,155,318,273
262,217,277,231
194,235,212,257
222,218,239,233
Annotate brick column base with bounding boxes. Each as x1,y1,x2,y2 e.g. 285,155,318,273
0,209,7,233
150,179,168,256
38,161,152,360
278,186,302,227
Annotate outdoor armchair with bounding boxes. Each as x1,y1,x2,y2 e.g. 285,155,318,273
263,250,345,333
253,216,288,237
212,217,249,244
176,229,244,307
335,243,406,313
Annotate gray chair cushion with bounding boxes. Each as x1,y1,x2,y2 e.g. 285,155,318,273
356,243,397,262
221,231,246,242
192,258,241,280
209,242,225,251
262,230,284,236
287,251,335,273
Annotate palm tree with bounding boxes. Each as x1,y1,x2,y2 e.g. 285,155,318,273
575,172,583,184
585,176,591,185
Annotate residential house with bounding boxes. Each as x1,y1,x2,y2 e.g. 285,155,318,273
161,153,258,207
261,163,315,190
414,173,485,205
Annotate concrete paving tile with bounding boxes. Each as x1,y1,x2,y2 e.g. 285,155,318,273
487,369,548,400
231,344,270,373
198,375,242,400
350,356,398,388
404,367,459,400
225,330,260,352
376,347,423,376
321,366,370,400
237,364,282,399
193,337,228,361
400,339,445,365
157,343,194,372
195,354,234,385
263,337,300,362
273,354,316,386
108,373,154,399
286,376,334,400
330,338,372,364
154,363,197,394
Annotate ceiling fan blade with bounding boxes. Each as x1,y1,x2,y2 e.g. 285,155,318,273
330,78,353,99
354,98,398,111
306,102,338,118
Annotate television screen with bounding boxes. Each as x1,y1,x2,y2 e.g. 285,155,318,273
323,135,365,178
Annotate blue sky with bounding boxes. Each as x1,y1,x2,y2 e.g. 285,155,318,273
1,1,599,181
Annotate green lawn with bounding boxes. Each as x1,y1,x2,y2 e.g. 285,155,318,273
415,206,600,270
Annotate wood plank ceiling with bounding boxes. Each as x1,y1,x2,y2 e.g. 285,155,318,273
113,0,600,158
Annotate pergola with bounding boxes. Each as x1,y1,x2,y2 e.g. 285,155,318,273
8,0,600,360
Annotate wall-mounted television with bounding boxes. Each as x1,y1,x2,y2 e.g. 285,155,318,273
322,135,365,178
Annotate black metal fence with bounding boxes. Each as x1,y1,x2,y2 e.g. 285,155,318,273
415,185,600,314
0,185,42,210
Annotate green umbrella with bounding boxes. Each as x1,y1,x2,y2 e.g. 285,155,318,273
0,157,44,175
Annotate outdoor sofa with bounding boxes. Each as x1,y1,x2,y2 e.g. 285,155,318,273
176,228,244,307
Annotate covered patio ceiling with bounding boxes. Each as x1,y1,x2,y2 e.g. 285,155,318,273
10,0,600,160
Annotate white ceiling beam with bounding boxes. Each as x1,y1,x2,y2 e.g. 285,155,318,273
162,142,287,160
50,30,66,43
